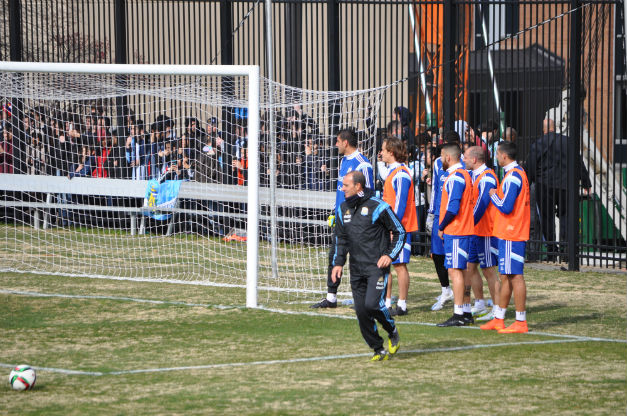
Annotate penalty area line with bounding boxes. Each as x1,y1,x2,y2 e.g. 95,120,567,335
0,338,586,377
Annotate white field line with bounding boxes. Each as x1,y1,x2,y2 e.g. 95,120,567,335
0,339,590,377
2,289,626,345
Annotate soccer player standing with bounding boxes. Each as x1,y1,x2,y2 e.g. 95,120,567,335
331,171,404,360
379,137,418,316
481,141,531,333
428,132,462,311
311,128,374,308
463,146,501,321
436,143,476,327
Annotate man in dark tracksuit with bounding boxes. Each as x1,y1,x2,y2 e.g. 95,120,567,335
331,171,405,361
525,119,592,261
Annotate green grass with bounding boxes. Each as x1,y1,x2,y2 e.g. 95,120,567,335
0,260,625,415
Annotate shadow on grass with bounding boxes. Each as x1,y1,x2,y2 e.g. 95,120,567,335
531,313,603,330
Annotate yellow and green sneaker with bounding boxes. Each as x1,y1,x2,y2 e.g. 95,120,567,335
388,328,400,355
370,349,389,361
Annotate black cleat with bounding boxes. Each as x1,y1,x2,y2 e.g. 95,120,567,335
390,306,408,316
310,299,337,309
436,314,466,327
463,312,474,325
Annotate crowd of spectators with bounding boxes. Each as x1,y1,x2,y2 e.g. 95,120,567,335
0,102,336,191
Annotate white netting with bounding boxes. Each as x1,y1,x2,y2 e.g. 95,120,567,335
0,67,386,305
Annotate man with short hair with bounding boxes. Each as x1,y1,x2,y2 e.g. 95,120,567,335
436,143,475,327
429,131,463,311
463,146,500,321
379,137,418,316
311,128,374,308
481,141,531,333
331,170,404,361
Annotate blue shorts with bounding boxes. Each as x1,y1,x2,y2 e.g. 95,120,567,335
443,234,470,269
431,216,444,255
468,236,499,268
498,239,526,275
393,233,411,265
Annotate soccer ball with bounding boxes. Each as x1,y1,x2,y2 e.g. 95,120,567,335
9,365,36,391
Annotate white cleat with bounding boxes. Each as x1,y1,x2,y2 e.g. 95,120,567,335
431,289,454,311
471,305,489,318
476,308,494,321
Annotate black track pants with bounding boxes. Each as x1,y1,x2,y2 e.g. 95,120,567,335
327,233,340,294
350,271,396,351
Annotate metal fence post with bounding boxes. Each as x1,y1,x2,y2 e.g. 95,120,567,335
568,0,582,271
328,0,341,181
114,0,128,141
9,0,22,62
286,2,303,88
443,0,455,131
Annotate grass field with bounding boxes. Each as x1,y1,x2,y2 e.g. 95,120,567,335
1,258,626,415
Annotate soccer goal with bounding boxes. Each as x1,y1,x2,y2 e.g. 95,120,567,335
0,61,385,307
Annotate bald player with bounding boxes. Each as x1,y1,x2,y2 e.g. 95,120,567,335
463,146,500,321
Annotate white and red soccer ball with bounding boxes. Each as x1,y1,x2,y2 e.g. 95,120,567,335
9,365,36,391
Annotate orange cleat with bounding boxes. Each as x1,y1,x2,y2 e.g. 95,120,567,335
498,320,528,334
479,318,505,331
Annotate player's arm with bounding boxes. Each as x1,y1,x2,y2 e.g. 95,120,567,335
428,162,440,214
439,173,465,231
490,171,522,214
359,163,375,190
376,203,406,263
473,174,497,225
332,207,349,268
377,161,389,181
392,172,412,220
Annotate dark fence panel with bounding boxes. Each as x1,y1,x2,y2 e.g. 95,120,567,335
1,0,625,268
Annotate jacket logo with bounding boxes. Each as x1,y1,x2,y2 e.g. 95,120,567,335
344,209,352,223
360,207,369,216
376,276,385,290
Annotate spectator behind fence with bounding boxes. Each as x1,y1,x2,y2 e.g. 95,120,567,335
408,131,430,255
303,138,324,190
92,134,111,178
479,121,500,170
524,118,592,262
0,123,14,173
392,106,415,157
107,130,125,179
147,121,162,179
26,132,46,176
69,143,95,179
505,126,517,143
126,121,144,180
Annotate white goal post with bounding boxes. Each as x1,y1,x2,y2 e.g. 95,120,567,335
0,61,262,308
0,61,385,308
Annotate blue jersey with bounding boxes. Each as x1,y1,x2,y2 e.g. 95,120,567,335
335,150,374,213
490,162,523,215
472,165,498,225
383,162,413,221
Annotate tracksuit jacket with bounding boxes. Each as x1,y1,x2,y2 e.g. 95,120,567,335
332,188,406,277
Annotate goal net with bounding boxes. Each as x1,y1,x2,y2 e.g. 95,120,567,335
0,62,386,307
